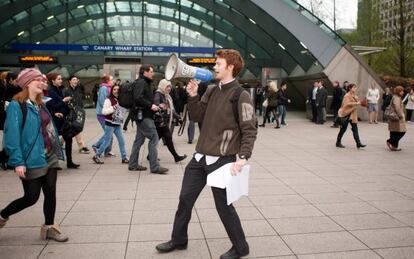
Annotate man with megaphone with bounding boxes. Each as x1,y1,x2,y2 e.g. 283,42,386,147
156,49,258,259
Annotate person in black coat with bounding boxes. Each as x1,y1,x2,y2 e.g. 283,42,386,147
5,72,20,102
153,79,186,163
46,73,79,169
315,81,328,124
307,81,319,123
330,81,346,127
276,82,291,126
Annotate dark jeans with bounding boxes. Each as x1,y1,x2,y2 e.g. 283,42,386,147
63,135,74,165
388,131,406,148
317,106,326,124
1,169,57,225
156,126,180,160
123,111,133,129
336,120,362,145
171,156,248,254
261,106,279,127
311,100,317,122
406,110,413,122
332,107,340,125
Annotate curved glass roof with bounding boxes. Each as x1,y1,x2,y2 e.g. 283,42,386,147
0,0,346,75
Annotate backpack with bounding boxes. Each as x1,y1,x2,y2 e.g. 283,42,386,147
1,102,31,170
118,81,137,109
223,86,258,129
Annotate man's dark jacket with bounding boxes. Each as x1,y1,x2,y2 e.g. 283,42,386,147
315,87,328,107
132,75,154,119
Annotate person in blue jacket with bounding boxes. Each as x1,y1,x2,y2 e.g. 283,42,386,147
0,68,68,242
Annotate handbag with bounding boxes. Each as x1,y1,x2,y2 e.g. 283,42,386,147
262,99,269,108
384,97,399,121
62,102,85,139
335,114,350,126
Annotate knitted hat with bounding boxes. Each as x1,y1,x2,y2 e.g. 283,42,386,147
157,79,172,94
16,68,43,88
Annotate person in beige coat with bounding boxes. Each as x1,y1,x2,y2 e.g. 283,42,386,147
386,86,407,151
336,83,366,149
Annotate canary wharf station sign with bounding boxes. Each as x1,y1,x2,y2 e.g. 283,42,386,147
12,43,217,54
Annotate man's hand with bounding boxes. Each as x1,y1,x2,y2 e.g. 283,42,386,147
63,96,72,103
231,159,247,176
54,112,63,118
186,80,199,97
15,166,26,178
151,104,160,111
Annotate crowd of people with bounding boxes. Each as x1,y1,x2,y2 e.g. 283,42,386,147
0,49,259,259
0,58,412,257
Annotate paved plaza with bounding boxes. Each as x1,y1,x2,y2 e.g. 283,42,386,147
1,109,414,259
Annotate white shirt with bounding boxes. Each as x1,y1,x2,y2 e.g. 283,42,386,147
366,88,380,104
312,87,318,100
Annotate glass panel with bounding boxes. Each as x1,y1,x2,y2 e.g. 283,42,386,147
13,10,28,22
115,1,131,12
106,2,116,13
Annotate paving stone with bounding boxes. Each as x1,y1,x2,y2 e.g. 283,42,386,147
282,231,367,254
298,250,381,259
126,240,210,259
258,204,324,219
61,211,132,226
375,247,414,259
269,216,343,235
315,202,381,215
331,213,406,230
351,227,414,248
207,236,293,258
0,245,44,259
39,243,125,259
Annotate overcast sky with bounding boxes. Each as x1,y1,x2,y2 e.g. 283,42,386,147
297,0,359,30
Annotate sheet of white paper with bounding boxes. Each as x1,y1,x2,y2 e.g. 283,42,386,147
225,165,250,205
206,163,232,189
206,163,250,205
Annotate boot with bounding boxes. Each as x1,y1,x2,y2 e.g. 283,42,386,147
336,128,345,148
351,124,366,148
40,225,69,242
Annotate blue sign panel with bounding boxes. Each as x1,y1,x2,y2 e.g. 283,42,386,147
11,43,217,54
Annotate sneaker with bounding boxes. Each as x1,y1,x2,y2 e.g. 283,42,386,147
128,165,147,171
151,167,169,174
79,147,90,154
0,216,8,228
104,152,116,157
92,155,104,164
40,225,69,242
122,158,129,164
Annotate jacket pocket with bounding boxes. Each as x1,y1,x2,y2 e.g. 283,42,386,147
220,130,233,156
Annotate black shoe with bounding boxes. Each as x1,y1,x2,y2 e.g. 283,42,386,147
67,162,80,169
174,155,187,163
357,143,366,148
188,140,193,144
155,240,187,253
128,165,147,171
56,166,63,171
336,143,345,148
220,246,249,259
121,158,129,164
151,167,169,174
92,155,104,164
258,124,265,127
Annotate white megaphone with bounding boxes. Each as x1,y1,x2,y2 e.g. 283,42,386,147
165,54,213,82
